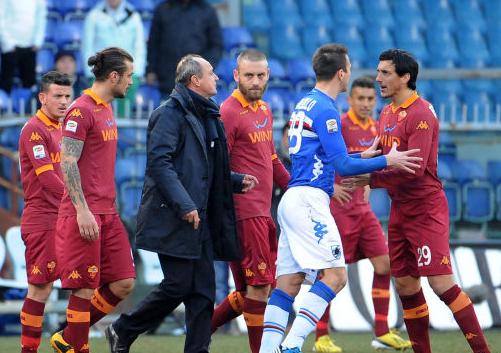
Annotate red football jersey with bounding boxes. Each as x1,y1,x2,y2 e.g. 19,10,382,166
19,110,63,231
58,89,118,216
370,92,443,202
331,110,378,215
221,90,286,220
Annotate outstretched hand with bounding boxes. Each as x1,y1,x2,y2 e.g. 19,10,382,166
341,174,371,189
332,183,353,205
385,142,422,173
361,136,382,159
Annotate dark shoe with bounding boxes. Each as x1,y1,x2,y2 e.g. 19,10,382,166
105,324,130,353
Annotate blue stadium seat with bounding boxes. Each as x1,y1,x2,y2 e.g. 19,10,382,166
431,80,462,95
222,27,255,56
335,93,349,113
430,92,461,124
213,83,229,106
438,161,453,181
115,154,146,186
329,0,364,28
497,184,501,221
451,0,486,33
392,0,425,29
215,58,236,84
270,25,304,61
487,160,501,187
58,0,92,17
301,26,332,59
360,0,394,28
426,24,460,66
268,58,288,85
369,188,391,222
0,187,8,209
11,88,34,115
457,30,490,68
135,84,161,113
243,0,271,33
55,20,83,50
462,91,494,123
394,25,428,65
36,49,55,75
416,80,432,100
421,0,456,29
443,181,461,222
0,126,22,150
482,0,501,25
452,159,487,185
287,59,315,90
363,26,395,68
463,181,495,223
0,89,10,113
143,19,152,42
119,181,143,221
462,79,495,95
297,0,333,28
263,87,291,119
268,0,303,27
117,127,147,152
331,26,366,68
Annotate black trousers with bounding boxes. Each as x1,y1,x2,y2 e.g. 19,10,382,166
0,47,37,93
114,238,215,353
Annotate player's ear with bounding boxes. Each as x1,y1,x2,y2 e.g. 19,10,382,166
233,68,239,83
38,91,46,106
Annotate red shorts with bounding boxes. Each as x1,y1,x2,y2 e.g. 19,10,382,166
22,229,59,284
333,208,388,264
388,192,452,278
56,213,136,289
230,217,277,291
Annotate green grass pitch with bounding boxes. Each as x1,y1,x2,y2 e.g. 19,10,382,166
1,330,500,352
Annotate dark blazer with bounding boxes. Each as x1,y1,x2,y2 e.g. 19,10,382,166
135,83,243,261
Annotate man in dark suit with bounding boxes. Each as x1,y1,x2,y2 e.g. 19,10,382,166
105,54,257,353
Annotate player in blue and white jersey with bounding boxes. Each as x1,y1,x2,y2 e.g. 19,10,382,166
259,44,422,353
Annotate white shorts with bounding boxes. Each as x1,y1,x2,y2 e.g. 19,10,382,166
276,186,345,284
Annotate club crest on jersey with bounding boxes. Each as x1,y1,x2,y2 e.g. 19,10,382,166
65,120,78,132
326,118,338,133
330,242,342,260
398,110,407,121
33,145,46,159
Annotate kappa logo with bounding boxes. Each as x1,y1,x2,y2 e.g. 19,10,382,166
244,268,255,278
69,108,82,118
68,270,82,280
440,256,450,266
47,261,56,273
416,120,429,130
31,265,42,275
465,333,477,340
311,218,328,244
87,265,99,279
29,131,42,141
81,344,89,350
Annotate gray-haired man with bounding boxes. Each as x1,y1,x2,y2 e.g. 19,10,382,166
105,54,257,353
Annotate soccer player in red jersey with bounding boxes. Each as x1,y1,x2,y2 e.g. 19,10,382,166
312,76,411,352
18,71,72,353
345,49,491,353
211,49,290,353
50,47,136,353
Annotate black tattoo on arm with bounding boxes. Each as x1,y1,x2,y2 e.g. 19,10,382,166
60,137,88,209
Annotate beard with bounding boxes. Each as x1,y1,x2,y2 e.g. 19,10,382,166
238,82,267,102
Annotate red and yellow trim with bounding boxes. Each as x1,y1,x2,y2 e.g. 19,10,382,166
35,164,54,176
390,92,419,113
66,309,90,323
36,110,61,129
83,89,110,108
231,89,265,112
243,311,264,327
448,291,472,314
403,303,429,319
371,288,390,299
90,290,115,314
347,109,375,130
20,311,43,327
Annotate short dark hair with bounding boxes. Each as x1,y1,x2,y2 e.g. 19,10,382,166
379,49,418,90
350,76,376,95
312,44,349,82
87,47,134,81
237,49,267,68
175,54,203,85
40,71,72,92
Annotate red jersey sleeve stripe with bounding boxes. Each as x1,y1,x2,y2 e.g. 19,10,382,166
35,164,54,176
